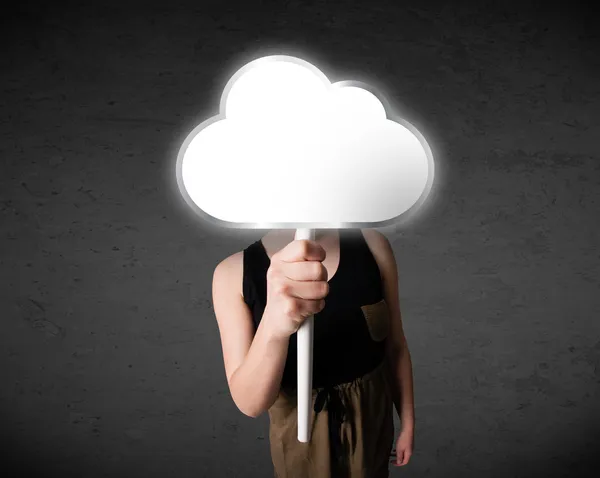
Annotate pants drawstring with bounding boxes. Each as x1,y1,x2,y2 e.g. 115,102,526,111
314,385,348,472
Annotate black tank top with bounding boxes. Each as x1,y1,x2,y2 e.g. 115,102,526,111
243,229,386,390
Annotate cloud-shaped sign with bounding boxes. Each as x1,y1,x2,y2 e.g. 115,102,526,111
176,55,435,228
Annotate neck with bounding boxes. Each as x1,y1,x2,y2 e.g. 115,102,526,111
264,229,339,245
271,229,337,239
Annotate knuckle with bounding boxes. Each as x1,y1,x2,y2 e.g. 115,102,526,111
317,244,325,260
313,300,324,313
312,261,323,278
276,282,289,296
319,263,328,280
304,261,323,281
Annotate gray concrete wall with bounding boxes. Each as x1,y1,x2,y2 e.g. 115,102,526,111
1,1,598,477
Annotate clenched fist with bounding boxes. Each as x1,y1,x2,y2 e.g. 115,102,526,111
262,239,330,339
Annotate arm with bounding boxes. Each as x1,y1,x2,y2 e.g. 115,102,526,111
362,230,415,431
212,253,289,418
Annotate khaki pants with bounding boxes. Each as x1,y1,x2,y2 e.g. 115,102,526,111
268,358,395,478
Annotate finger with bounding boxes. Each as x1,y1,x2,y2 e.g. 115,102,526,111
282,260,327,282
286,280,329,301
397,450,411,466
278,240,326,263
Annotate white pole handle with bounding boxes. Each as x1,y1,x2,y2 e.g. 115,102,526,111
295,228,315,443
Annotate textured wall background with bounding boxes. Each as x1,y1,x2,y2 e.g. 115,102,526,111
1,1,599,477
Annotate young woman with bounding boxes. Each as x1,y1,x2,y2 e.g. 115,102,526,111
212,228,415,477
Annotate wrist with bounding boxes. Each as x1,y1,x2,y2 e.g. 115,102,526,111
400,418,415,432
260,308,290,343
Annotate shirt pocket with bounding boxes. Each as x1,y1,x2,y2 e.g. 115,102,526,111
360,298,391,342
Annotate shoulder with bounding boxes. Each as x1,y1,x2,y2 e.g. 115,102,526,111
213,250,245,298
361,228,390,249
360,228,397,280
360,228,393,259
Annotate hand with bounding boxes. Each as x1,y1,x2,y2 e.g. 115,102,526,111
263,239,329,339
390,426,414,467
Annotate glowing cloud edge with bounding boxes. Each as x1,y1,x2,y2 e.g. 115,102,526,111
175,54,436,230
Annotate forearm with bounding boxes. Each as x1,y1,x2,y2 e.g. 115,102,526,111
386,337,415,429
230,310,290,418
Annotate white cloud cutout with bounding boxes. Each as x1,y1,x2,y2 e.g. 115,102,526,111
176,55,434,228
